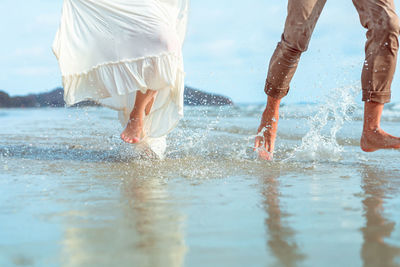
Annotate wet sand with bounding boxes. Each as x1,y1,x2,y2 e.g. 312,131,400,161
1,93,400,266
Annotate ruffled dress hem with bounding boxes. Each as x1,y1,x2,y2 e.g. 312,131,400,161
56,51,185,138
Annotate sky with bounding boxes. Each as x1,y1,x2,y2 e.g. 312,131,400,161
1,0,400,103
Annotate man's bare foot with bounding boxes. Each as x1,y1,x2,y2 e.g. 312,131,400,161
360,128,400,152
254,128,275,161
121,118,143,144
361,101,400,152
254,96,281,161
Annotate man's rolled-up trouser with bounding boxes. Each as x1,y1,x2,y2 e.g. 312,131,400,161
265,0,400,103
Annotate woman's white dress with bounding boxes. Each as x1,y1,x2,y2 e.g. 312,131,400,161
53,0,188,148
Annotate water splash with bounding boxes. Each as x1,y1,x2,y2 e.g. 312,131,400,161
286,84,359,162
167,106,227,157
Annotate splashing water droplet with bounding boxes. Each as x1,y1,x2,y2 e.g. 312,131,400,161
285,85,359,162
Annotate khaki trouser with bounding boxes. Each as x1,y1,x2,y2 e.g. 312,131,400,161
265,0,400,103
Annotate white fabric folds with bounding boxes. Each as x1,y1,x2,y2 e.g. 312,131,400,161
53,0,188,139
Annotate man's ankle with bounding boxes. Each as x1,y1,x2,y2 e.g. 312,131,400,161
363,125,379,132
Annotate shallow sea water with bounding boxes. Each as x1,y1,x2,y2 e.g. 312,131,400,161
1,86,400,266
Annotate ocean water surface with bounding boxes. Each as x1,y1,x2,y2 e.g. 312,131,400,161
1,86,400,267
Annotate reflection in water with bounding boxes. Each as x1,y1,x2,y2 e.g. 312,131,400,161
360,165,400,267
125,177,187,267
60,173,187,267
260,172,305,267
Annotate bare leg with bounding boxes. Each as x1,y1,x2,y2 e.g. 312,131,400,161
121,90,157,144
255,0,326,160
360,102,400,152
145,94,155,116
254,96,281,160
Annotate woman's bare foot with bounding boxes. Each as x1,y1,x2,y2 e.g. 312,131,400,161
120,89,157,144
361,128,400,152
254,96,281,161
361,101,400,152
121,118,142,144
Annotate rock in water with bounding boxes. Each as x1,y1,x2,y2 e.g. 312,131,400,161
184,86,233,106
0,86,234,108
